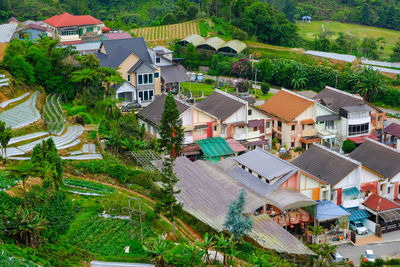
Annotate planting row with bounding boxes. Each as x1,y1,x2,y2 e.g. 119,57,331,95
43,94,64,135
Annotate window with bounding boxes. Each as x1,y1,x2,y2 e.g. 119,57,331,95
291,142,295,147
266,122,270,128
380,184,384,191
137,74,154,85
388,187,391,194
61,29,78,36
214,125,217,131
253,127,257,131
156,56,161,63
258,174,262,179
87,27,93,32
325,120,334,129
278,121,282,127
348,123,369,136
127,74,131,82
248,109,252,116
138,90,154,101
154,72,159,78
291,125,295,131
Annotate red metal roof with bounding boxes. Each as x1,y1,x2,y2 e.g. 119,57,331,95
361,183,376,192
101,26,112,33
347,134,378,144
226,138,248,153
363,193,400,212
60,40,83,45
44,12,102,28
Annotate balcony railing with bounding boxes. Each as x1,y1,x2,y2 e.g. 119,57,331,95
302,129,316,137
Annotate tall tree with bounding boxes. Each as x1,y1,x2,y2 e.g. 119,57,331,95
0,121,12,163
156,92,184,236
224,189,253,241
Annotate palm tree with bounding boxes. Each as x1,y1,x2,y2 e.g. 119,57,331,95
353,66,385,101
308,225,325,244
8,161,38,202
183,242,205,267
0,121,12,163
101,66,124,98
71,68,98,104
214,233,237,265
196,232,215,264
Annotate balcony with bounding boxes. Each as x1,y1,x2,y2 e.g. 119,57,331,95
302,129,317,137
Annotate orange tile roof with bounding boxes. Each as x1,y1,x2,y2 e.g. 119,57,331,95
260,90,314,122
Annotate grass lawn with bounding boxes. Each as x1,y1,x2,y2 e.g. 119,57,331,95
297,21,400,53
180,82,235,96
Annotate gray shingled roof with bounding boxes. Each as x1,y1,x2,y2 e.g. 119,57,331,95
349,139,400,179
291,144,359,186
128,59,156,73
161,65,188,83
98,37,152,68
195,90,245,121
0,23,18,43
233,147,297,182
137,94,190,127
314,86,363,113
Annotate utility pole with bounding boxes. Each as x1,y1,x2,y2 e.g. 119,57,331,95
128,196,143,244
335,70,338,88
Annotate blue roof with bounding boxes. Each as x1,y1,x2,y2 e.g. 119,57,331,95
348,209,370,222
343,187,360,197
316,200,350,221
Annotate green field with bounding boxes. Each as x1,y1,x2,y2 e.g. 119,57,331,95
297,21,400,53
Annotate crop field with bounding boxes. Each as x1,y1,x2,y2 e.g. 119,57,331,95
131,21,200,43
297,21,400,53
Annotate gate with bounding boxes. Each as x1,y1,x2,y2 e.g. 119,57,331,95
375,224,382,237
350,230,356,244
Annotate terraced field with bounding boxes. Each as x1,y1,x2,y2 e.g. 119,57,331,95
132,21,200,42
43,94,65,135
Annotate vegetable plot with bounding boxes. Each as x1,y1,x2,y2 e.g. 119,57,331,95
43,94,65,135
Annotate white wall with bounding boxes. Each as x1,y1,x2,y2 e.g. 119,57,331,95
180,107,193,127
224,105,247,124
362,219,376,233
361,168,380,184
334,166,361,190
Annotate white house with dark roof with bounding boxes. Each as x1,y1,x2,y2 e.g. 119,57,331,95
349,139,400,201
137,94,193,144
193,90,273,149
292,143,362,208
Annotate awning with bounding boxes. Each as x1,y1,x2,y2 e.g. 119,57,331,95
349,209,370,222
248,119,264,128
232,121,246,127
347,134,378,144
301,119,315,125
316,114,341,122
195,137,234,158
343,187,360,197
194,124,208,130
361,183,376,192
244,139,266,147
316,200,350,222
379,209,400,222
225,138,248,153
300,137,321,144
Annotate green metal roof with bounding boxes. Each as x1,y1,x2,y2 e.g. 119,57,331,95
349,209,370,222
343,187,360,197
195,137,234,158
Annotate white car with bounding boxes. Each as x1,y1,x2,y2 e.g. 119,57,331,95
349,220,368,235
364,249,375,262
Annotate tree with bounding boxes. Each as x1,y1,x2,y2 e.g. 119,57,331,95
196,232,215,264
391,39,400,62
31,138,63,191
71,68,98,104
163,13,177,24
214,233,237,265
8,160,38,201
0,121,12,163
100,66,124,98
308,225,325,244
342,140,356,154
184,43,200,70
155,92,184,236
353,66,385,101
224,189,253,241
144,236,172,267
186,5,199,20
261,82,270,95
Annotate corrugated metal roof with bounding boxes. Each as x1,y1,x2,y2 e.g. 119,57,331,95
348,209,370,222
173,157,315,255
91,261,154,267
196,137,235,158
0,23,17,43
225,138,247,153
218,39,247,54
197,36,225,50
316,200,349,222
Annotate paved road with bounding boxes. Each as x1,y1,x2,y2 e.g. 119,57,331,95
337,241,400,266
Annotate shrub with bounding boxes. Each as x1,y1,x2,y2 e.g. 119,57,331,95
236,80,251,93
204,78,214,84
67,105,87,116
342,140,356,154
78,112,92,124
232,28,248,41
261,82,270,95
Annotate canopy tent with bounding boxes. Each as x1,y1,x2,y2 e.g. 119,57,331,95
197,36,226,51
316,200,350,222
218,39,247,54
195,137,235,161
176,34,205,47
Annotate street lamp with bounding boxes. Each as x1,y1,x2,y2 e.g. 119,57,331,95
128,196,143,244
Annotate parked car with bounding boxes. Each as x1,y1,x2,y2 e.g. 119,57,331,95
364,249,375,262
349,220,368,235
331,251,344,263
121,102,141,112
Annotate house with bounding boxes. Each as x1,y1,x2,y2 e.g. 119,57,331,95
97,38,161,106
291,143,362,208
260,89,320,149
137,94,193,144
383,123,400,150
44,12,103,43
219,147,329,201
362,194,400,233
314,86,385,142
349,139,400,201
193,90,273,149
15,22,52,41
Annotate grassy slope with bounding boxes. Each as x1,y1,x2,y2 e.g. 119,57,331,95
297,20,400,53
